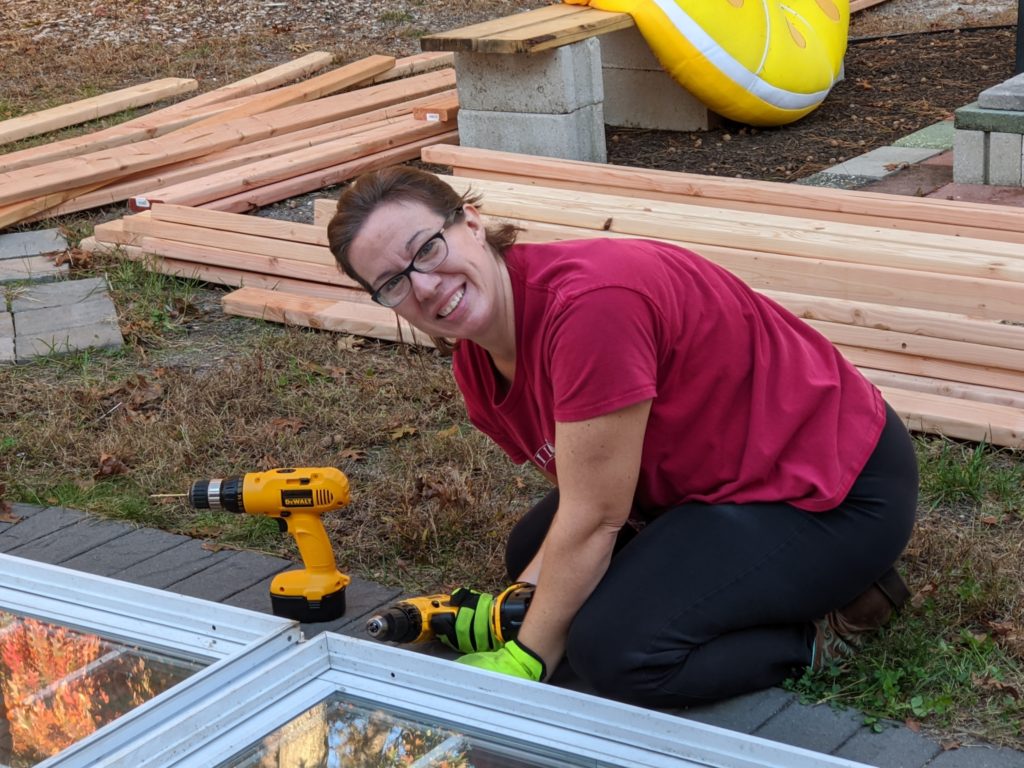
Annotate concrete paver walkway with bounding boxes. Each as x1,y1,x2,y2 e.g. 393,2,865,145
4,502,1024,767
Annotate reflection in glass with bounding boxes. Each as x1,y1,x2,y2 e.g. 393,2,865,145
0,610,205,767
224,693,562,767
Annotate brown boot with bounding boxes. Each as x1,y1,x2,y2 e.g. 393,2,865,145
811,567,911,671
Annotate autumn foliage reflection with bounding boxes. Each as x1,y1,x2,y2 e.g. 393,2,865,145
0,615,196,766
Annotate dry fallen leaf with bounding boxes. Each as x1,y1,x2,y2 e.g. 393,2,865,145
270,417,306,434
0,483,19,524
390,425,418,441
94,452,129,479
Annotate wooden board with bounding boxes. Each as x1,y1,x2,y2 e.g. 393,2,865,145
420,4,633,54
0,78,197,147
423,145,1024,243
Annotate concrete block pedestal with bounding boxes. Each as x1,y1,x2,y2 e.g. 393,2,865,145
453,29,716,163
953,73,1024,185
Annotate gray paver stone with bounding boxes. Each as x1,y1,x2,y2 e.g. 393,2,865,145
166,549,288,602
110,539,228,588
0,313,12,364
682,687,797,734
925,745,1024,767
821,146,945,179
14,295,118,335
15,321,124,362
893,120,955,150
10,276,111,312
0,256,68,284
753,701,864,754
978,73,1024,111
62,526,191,576
0,507,86,553
0,229,67,260
6,517,132,564
321,577,406,636
795,172,877,190
834,721,942,767
0,312,12,335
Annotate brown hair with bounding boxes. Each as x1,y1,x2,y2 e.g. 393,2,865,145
327,166,521,353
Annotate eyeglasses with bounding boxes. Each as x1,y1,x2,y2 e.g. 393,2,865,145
370,208,461,308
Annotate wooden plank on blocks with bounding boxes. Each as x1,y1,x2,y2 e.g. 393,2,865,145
223,286,432,345
0,78,197,147
184,55,396,131
413,95,460,123
423,145,1024,242
850,0,892,12
881,386,1024,448
120,213,337,268
198,132,458,214
0,55,335,174
0,68,455,208
133,115,450,209
421,5,632,54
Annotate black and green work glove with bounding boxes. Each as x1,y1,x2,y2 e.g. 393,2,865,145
437,588,501,654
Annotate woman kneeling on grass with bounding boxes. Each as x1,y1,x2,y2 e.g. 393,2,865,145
327,165,919,707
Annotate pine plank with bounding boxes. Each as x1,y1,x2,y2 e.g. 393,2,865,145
222,286,431,345
881,386,1024,448
0,69,455,209
861,369,1024,409
119,214,337,268
446,183,1024,322
421,5,632,54
0,78,197,147
423,145,1024,242
151,204,326,245
447,176,1024,277
413,95,460,123
133,116,451,209
838,346,1024,392
80,236,353,301
184,56,395,131
366,52,454,84
200,132,457,214
31,90,458,220
0,54,335,173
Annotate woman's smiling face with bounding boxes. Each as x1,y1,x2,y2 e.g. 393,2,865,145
348,200,506,344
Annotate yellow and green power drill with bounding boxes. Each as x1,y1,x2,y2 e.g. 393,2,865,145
187,467,351,623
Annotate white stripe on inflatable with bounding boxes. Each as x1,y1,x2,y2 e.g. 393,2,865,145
648,0,834,110
756,0,771,77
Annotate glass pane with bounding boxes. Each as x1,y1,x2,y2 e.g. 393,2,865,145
221,692,583,768
0,610,205,767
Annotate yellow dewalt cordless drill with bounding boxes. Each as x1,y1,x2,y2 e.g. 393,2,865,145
187,467,351,623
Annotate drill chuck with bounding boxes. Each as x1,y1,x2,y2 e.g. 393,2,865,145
365,604,424,644
188,477,245,513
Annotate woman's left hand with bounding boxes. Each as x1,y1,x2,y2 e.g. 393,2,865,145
456,639,546,681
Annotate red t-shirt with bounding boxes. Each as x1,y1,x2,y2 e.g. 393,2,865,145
453,239,884,515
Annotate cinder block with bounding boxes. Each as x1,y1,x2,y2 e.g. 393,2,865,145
454,38,602,114
953,129,987,184
988,131,1023,186
603,68,717,131
978,72,1024,111
10,276,110,312
599,26,661,70
457,104,607,163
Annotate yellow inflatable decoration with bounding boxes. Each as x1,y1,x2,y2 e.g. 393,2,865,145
565,0,849,126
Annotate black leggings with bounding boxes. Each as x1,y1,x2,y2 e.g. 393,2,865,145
504,403,918,707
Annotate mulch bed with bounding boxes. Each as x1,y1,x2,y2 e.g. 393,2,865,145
606,26,1018,182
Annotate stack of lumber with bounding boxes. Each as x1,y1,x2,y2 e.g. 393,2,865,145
0,51,457,229
182,144,1023,449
